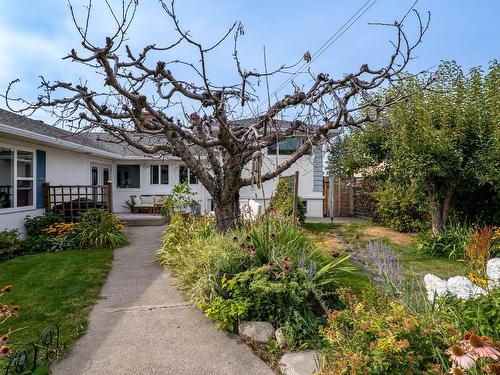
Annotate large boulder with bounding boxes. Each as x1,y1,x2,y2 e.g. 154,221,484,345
238,321,275,343
487,258,500,288
279,350,320,375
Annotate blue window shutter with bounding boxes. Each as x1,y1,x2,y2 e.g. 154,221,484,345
36,150,46,209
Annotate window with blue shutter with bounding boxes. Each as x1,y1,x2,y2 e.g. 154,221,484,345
36,150,46,209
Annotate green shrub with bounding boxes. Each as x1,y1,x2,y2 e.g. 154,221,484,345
373,183,428,232
24,213,63,237
72,209,127,249
269,178,306,226
416,221,472,260
0,230,21,260
319,288,450,374
437,288,500,342
200,296,251,332
282,310,325,350
160,181,198,217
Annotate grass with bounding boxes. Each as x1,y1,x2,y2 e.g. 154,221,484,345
305,220,468,293
0,248,113,370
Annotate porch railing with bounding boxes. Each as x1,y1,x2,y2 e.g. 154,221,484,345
43,182,113,222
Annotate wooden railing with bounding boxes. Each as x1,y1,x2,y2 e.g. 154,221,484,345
43,182,113,222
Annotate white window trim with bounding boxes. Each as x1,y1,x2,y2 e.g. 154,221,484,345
0,143,36,214
116,163,141,190
179,165,198,185
149,164,169,186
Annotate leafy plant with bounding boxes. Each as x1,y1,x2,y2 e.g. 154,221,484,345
72,209,127,249
160,182,198,217
437,288,500,342
282,310,325,349
417,221,472,260
269,178,306,226
24,213,63,237
320,288,450,374
464,225,493,277
200,296,250,331
0,285,18,360
0,230,21,260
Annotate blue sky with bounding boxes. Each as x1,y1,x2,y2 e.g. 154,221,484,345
0,0,499,123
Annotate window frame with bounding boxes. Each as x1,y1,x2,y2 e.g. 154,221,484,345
150,164,169,185
267,137,312,155
0,143,36,213
116,164,141,189
179,165,198,185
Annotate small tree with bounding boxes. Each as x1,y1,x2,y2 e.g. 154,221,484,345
160,181,198,217
5,1,429,231
337,61,500,234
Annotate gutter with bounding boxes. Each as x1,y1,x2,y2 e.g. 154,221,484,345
0,123,207,161
1,122,132,159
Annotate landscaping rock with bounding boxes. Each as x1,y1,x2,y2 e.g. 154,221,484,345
423,274,447,302
275,326,286,348
487,258,500,288
238,321,275,343
279,350,320,375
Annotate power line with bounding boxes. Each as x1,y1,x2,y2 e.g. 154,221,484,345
257,0,378,111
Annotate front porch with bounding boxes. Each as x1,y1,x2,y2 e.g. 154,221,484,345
116,213,167,227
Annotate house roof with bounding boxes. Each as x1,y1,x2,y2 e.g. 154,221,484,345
0,109,200,159
0,109,323,160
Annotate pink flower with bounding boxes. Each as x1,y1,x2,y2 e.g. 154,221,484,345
445,345,476,369
468,334,500,361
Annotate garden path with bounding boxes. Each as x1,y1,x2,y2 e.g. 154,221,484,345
52,226,274,375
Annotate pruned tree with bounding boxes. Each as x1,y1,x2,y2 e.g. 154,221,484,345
5,0,430,231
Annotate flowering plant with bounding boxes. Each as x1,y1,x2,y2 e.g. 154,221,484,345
44,222,77,237
0,285,19,359
445,332,500,374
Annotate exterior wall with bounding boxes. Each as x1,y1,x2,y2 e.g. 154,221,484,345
113,151,324,218
1,132,325,236
112,159,210,213
239,147,323,218
0,134,112,236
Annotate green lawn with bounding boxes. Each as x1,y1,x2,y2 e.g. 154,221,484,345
305,220,468,292
0,248,113,370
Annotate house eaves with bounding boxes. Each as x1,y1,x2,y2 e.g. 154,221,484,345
0,123,122,159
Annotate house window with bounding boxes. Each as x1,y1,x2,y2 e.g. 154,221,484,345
0,147,34,209
103,168,110,183
160,165,169,184
179,165,198,184
117,165,140,188
150,165,159,185
150,165,169,185
91,167,98,185
267,137,311,155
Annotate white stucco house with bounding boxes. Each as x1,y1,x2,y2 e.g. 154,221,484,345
0,109,324,234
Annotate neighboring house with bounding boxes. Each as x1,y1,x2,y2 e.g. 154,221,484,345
0,109,324,234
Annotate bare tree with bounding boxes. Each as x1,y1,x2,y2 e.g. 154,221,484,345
5,0,430,231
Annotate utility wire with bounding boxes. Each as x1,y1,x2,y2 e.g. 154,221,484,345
256,0,378,111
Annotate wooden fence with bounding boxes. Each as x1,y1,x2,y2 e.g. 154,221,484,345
43,182,113,222
323,177,371,218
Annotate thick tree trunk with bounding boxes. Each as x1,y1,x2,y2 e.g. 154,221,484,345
430,187,454,235
214,192,241,232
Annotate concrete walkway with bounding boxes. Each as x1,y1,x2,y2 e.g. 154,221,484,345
52,226,274,375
